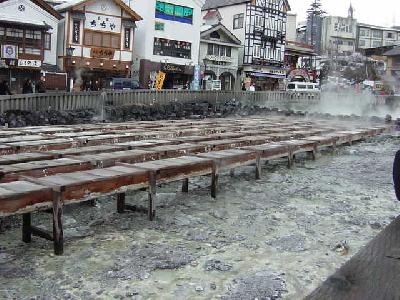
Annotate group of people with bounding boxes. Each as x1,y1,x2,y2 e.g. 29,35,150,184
0,77,46,95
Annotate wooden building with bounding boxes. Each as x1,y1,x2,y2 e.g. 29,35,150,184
54,0,142,91
0,0,63,93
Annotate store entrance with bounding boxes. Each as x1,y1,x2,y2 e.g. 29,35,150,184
163,73,191,90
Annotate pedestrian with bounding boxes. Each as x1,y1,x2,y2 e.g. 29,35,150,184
36,76,46,93
22,79,33,94
0,80,12,95
249,83,256,92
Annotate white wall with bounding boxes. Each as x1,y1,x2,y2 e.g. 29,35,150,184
286,13,297,42
0,0,60,66
133,0,202,65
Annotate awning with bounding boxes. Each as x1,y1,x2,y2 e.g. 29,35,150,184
248,72,286,79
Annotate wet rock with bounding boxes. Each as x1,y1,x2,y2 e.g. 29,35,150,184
369,221,383,230
210,209,229,220
204,259,233,272
333,241,350,256
267,235,308,252
222,269,286,300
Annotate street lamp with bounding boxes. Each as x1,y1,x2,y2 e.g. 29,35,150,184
66,46,75,92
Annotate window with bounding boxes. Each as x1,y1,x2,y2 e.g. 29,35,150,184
0,27,4,36
359,29,366,36
253,45,261,58
348,41,353,46
153,37,191,59
6,28,23,38
387,32,394,39
207,44,232,57
255,15,263,27
84,31,120,49
359,40,366,46
155,22,165,31
372,40,382,47
210,31,220,39
233,13,244,29
20,47,41,55
372,30,382,38
25,30,41,40
155,1,193,24
44,33,51,50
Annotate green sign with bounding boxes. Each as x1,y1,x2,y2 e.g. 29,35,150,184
155,1,193,24
155,22,165,31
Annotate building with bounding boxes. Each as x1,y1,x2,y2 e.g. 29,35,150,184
0,0,63,92
384,47,400,92
286,12,296,42
320,7,357,56
202,0,290,91
200,18,241,90
132,0,204,90
356,23,400,50
54,0,142,91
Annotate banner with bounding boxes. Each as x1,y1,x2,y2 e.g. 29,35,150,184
155,71,166,91
1,45,18,59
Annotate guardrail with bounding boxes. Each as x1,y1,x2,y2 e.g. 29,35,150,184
0,90,320,113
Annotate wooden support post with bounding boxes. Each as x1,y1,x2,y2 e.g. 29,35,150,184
288,153,294,168
148,171,156,221
182,178,189,193
52,191,63,256
229,169,235,177
211,163,219,199
22,213,32,243
255,155,261,180
117,193,126,214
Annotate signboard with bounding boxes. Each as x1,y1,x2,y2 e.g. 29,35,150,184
72,20,81,43
18,59,41,68
85,13,121,33
155,71,166,90
1,45,18,59
191,64,201,91
161,63,185,73
91,48,115,59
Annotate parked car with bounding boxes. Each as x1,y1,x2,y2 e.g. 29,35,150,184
112,78,142,90
286,82,320,98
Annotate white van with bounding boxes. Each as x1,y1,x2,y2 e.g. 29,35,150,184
286,82,320,98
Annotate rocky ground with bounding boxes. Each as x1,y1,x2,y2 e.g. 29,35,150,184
0,133,399,300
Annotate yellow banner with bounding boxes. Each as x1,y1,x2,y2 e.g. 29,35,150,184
155,71,166,91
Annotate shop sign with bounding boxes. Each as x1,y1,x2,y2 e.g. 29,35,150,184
205,54,232,63
161,63,185,73
1,45,18,59
155,71,166,90
72,20,81,43
191,64,201,90
18,59,41,68
91,48,115,59
265,68,286,76
85,13,121,33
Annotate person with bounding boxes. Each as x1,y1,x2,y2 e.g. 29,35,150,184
0,80,12,95
249,83,256,92
22,79,33,94
241,83,246,91
36,76,46,93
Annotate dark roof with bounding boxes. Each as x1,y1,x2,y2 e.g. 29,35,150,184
384,47,400,56
203,0,291,11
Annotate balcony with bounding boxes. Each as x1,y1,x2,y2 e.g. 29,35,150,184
205,54,232,63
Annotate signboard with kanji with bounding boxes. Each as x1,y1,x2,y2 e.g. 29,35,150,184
91,48,115,59
18,59,41,68
155,71,166,91
84,13,121,33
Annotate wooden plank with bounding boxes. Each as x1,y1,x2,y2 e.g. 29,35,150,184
306,216,400,300
0,152,57,166
47,144,128,157
0,181,53,216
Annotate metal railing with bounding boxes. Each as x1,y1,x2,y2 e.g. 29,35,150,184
0,90,321,113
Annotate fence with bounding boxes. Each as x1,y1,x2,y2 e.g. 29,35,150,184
0,90,321,114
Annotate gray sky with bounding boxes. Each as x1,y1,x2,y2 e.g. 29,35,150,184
289,0,400,27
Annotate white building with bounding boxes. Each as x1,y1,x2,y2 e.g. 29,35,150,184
202,0,290,91
200,15,241,90
132,0,204,89
55,0,142,91
0,0,63,91
321,6,357,56
357,23,400,50
286,12,297,42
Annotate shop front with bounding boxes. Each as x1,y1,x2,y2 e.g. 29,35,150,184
0,58,42,93
139,60,193,90
243,66,287,91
